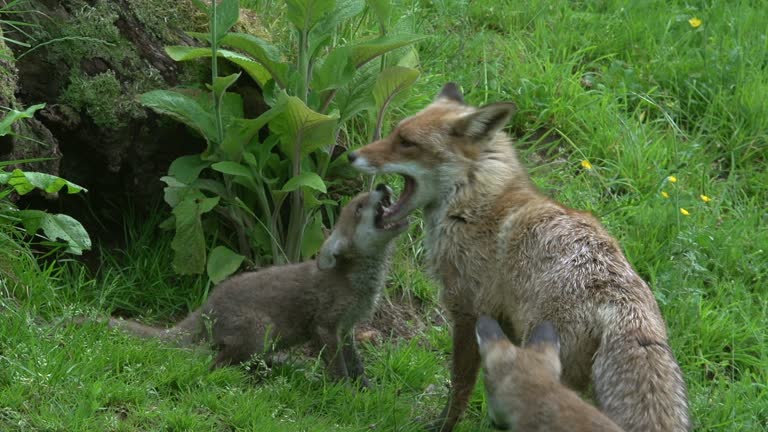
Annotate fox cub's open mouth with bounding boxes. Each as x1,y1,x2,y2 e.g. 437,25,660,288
375,176,416,227
373,183,410,231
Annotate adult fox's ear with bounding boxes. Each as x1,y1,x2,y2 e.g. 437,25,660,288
317,235,349,270
453,102,516,139
475,315,513,356
436,82,465,104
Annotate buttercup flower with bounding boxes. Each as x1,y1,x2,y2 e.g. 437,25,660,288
661,191,670,199
700,194,711,203
689,17,702,28
680,208,690,216
581,160,593,170
668,175,678,183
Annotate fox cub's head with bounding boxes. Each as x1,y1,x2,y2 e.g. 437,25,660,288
349,83,517,227
317,184,409,270
475,316,562,430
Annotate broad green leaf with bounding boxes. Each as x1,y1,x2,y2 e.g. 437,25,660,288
249,222,273,256
397,46,420,68
334,66,377,123
140,90,217,144
191,0,208,13
168,155,211,184
0,103,45,136
366,0,391,31
211,73,241,98
192,178,229,197
269,93,337,161
280,172,327,193
285,0,335,32
311,46,355,93
211,161,252,178
213,0,239,40
190,89,243,123
207,245,245,283
159,215,175,230
308,0,365,57
17,210,91,255
160,176,188,207
1,169,86,195
221,105,283,158
301,212,325,259
166,45,272,87
350,33,427,68
171,195,220,274
372,66,420,112
205,33,289,87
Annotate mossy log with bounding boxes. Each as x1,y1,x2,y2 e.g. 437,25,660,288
1,0,265,238
0,25,60,176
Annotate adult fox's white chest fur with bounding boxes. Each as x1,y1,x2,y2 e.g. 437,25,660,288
108,185,408,386
349,84,690,431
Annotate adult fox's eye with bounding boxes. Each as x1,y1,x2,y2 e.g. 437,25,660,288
400,138,418,148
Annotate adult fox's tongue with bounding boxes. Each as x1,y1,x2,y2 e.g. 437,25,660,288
383,176,415,222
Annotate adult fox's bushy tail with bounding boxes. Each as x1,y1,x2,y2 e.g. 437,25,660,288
593,313,690,432
108,310,204,347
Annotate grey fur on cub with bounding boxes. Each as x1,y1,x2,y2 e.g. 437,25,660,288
108,185,408,386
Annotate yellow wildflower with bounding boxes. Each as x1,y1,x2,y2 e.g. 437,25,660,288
689,17,702,28
581,160,593,170
668,175,677,183
661,191,670,199
680,208,690,216
700,194,711,203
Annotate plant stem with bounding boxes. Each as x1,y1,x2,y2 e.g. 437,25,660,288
285,27,313,262
211,0,225,145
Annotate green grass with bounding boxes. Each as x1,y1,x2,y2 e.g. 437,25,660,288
2,0,767,430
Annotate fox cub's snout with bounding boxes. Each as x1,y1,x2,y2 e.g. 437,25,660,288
476,316,623,432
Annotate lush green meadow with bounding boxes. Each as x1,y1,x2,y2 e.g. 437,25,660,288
2,0,767,430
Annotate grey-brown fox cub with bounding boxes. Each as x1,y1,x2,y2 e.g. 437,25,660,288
108,185,408,385
476,316,624,431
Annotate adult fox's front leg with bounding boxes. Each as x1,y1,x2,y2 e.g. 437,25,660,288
427,313,480,432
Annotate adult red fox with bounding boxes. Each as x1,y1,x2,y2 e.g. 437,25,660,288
349,84,690,431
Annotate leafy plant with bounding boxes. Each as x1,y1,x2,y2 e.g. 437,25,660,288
140,0,423,281
0,104,91,255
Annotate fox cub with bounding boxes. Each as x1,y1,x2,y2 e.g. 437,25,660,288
476,316,624,432
108,185,408,385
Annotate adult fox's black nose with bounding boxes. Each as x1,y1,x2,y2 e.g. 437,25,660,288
347,151,358,163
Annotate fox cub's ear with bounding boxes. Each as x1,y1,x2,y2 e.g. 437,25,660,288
436,82,465,104
317,235,349,270
525,321,561,355
454,102,517,140
475,315,511,354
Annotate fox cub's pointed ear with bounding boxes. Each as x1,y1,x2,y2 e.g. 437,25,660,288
526,321,561,355
454,102,517,139
475,315,511,355
317,235,349,270
436,82,465,104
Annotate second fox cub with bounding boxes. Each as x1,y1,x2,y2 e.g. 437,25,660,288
109,185,408,385
476,316,623,432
